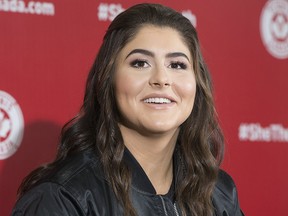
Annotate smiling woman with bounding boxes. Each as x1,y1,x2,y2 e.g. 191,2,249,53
12,3,244,216
115,26,196,137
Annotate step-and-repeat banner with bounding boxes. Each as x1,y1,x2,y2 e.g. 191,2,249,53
1,0,288,215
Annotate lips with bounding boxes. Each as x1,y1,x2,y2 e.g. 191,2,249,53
144,97,172,104
142,93,176,105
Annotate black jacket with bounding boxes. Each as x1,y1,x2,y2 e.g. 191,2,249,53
12,150,244,216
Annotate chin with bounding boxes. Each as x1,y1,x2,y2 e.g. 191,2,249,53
140,124,180,135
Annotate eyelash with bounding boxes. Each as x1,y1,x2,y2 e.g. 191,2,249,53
130,59,150,69
169,61,187,70
129,59,187,70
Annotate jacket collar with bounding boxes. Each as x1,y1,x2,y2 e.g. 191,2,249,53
123,147,175,201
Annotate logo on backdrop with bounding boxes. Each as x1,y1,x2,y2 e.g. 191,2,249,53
0,90,24,159
97,3,197,27
0,0,55,16
239,123,288,142
260,0,288,59
97,3,124,21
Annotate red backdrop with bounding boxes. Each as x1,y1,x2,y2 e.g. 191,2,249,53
1,0,288,215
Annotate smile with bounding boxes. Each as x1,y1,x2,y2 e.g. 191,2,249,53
143,98,172,104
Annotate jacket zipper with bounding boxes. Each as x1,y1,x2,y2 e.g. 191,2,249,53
160,196,180,216
160,196,168,216
173,203,180,216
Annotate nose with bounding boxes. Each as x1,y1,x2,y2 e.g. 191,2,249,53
149,66,172,88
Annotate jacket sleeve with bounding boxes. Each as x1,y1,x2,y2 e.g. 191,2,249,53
212,170,245,216
11,182,86,216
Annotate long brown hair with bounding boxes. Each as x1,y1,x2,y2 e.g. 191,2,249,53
18,3,224,216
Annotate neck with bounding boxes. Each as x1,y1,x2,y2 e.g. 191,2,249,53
119,125,179,194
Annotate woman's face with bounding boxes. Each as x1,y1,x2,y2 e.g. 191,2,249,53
114,25,196,135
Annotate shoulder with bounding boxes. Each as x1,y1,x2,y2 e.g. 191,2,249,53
12,151,112,215
12,181,85,215
46,151,105,186
215,169,237,199
213,169,244,216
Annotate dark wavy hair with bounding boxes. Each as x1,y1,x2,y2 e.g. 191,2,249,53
18,3,224,216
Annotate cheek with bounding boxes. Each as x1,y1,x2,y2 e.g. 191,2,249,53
177,76,197,101
114,71,146,103
115,75,128,98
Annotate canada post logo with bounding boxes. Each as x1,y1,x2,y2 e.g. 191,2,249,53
0,90,24,159
260,0,288,59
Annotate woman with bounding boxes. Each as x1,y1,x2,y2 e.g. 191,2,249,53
12,3,244,216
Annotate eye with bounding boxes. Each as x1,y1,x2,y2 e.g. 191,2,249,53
169,61,187,70
130,59,150,69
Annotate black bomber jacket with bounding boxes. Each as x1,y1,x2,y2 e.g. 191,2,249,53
12,149,244,216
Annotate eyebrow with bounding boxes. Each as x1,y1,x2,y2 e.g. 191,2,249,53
125,49,191,62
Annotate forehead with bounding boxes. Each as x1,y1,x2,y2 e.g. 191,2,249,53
119,25,191,58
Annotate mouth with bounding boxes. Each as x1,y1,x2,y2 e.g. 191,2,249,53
143,97,173,104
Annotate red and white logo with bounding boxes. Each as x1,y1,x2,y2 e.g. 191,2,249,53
260,0,288,59
0,90,24,160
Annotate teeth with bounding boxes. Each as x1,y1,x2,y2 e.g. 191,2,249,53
144,98,172,104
